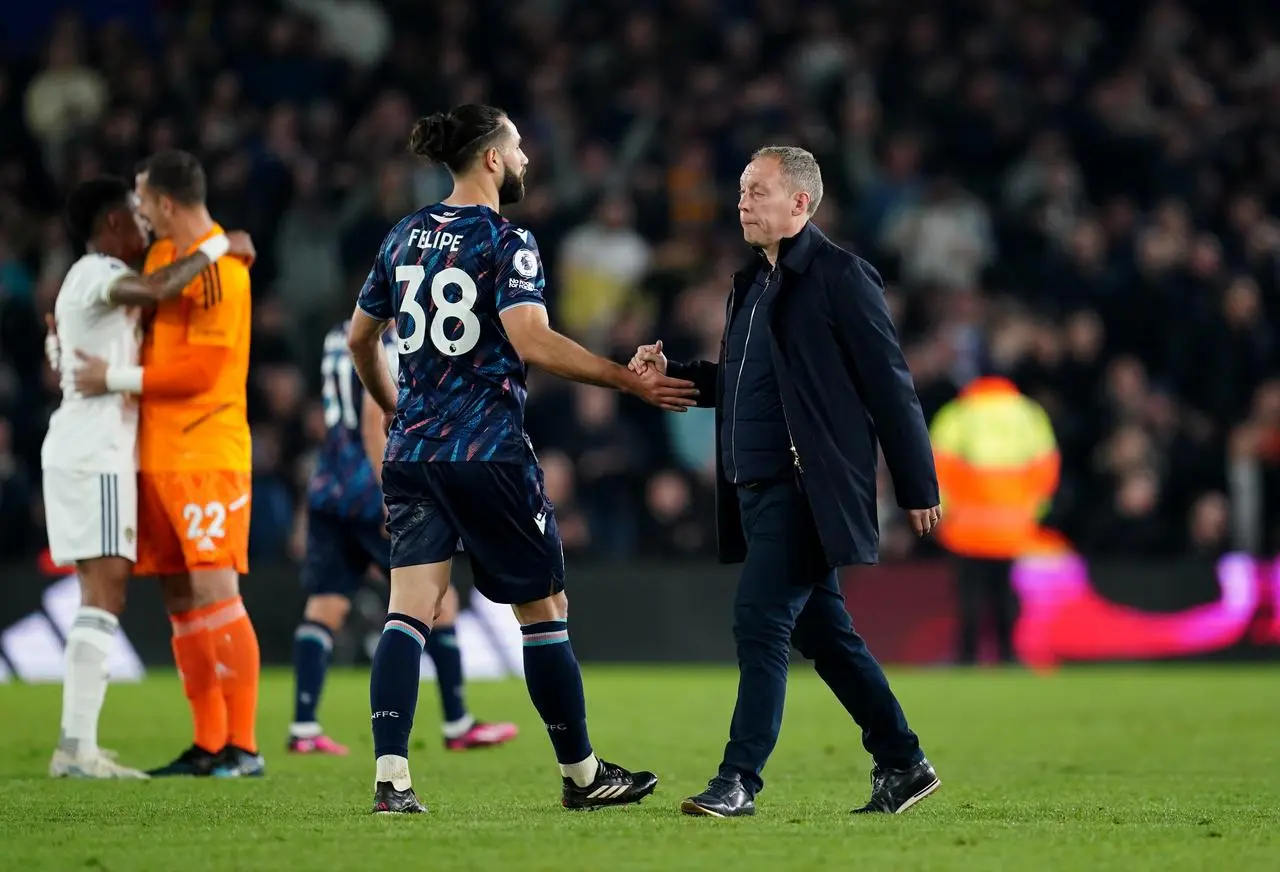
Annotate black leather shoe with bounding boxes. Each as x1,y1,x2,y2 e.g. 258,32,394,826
680,773,756,817
852,758,940,814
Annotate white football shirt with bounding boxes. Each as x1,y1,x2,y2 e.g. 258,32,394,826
40,253,142,473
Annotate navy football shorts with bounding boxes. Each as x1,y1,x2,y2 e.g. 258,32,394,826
301,508,390,598
381,460,565,606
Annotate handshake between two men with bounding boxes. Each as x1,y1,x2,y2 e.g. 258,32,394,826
625,340,940,539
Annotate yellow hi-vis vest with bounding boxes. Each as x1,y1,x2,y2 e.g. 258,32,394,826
929,377,1064,559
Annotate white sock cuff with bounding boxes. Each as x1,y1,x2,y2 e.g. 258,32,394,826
76,606,119,625
375,754,412,792
559,754,599,787
442,715,475,739
71,608,119,652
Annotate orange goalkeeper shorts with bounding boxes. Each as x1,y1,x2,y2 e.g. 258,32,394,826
134,470,251,577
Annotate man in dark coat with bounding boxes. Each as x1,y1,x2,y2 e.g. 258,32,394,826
631,146,943,817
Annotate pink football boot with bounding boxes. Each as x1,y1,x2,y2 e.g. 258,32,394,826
287,734,350,756
445,721,519,751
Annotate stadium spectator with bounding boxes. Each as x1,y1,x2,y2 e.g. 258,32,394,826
6,0,1280,563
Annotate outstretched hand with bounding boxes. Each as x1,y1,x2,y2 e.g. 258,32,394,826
631,365,698,412
629,340,667,376
625,340,694,411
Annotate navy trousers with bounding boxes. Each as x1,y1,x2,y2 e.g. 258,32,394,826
719,477,924,797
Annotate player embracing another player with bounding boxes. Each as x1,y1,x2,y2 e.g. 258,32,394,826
42,176,254,778
73,151,264,778
346,103,700,813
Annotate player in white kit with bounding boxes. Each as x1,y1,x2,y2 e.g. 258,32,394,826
42,176,254,778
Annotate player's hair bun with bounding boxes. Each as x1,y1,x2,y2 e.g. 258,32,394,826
407,104,509,174
409,112,456,163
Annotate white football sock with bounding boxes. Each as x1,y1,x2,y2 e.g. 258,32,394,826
375,754,412,791
59,607,118,760
289,722,323,739
442,714,475,739
560,754,599,788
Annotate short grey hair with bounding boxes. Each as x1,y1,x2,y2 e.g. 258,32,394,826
752,145,823,215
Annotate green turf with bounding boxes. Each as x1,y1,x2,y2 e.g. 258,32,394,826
0,665,1277,871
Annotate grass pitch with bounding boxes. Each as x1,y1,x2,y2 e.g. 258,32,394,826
0,665,1277,871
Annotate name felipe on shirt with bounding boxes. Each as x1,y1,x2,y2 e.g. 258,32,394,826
407,227,464,253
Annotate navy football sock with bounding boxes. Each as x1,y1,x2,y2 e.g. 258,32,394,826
291,620,333,730
370,613,429,760
521,620,592,766
425,625,469,726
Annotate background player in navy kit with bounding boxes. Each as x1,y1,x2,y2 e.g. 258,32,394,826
288,320,518,756
346,103,699,814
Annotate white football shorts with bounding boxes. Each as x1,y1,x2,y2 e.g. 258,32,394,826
42,468,138,566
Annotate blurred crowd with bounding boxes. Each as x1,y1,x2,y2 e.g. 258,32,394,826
4,0,1280,563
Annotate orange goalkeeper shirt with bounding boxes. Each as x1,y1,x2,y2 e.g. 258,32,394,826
138,224,252,472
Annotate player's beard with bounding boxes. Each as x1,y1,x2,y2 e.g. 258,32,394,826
497,165,525,206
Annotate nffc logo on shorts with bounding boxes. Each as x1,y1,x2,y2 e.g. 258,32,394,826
371,710,401,719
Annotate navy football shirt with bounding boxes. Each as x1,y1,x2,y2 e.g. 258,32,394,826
355,203,545,464
307,321,397,522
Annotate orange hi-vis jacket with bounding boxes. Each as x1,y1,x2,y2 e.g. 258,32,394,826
929,377,1061,559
